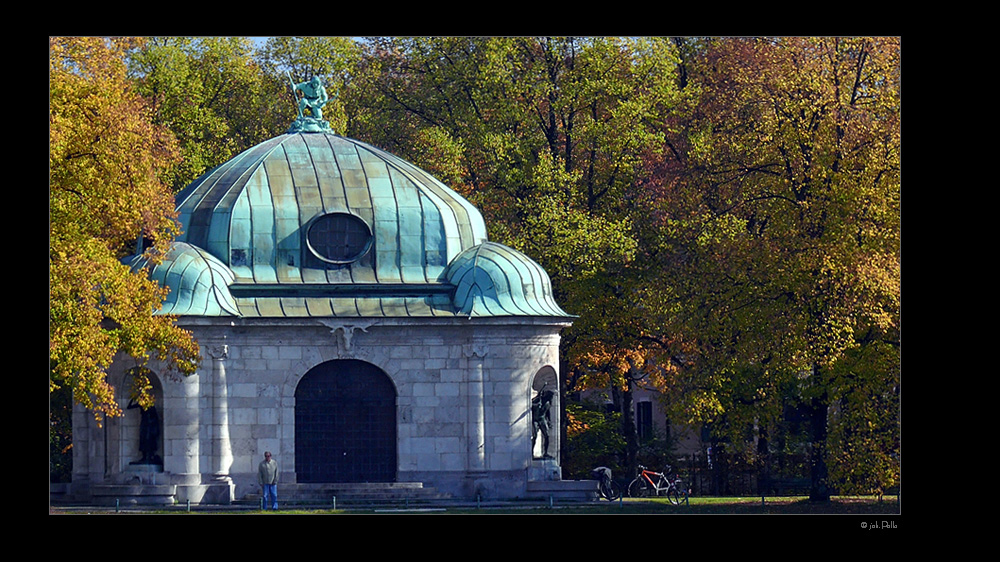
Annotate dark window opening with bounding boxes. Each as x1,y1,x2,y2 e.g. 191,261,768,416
231,249,248,266
637,401,653,441
306,213,373,264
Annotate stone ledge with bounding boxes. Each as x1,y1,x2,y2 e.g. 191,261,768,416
525,479,598,501
91,484,177,506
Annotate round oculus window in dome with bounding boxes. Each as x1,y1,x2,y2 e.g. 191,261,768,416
306,213,373,264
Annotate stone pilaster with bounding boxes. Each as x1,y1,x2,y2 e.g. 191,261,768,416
464,343,489,472
69,403,93,499
172,366,200,486
209,344,233,479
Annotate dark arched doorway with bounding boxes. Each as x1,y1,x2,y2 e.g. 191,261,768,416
294,360,397,483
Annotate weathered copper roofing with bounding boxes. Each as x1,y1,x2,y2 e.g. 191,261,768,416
445,242,569,318
124,242,239,317
128,131,572,319
175,133,487,285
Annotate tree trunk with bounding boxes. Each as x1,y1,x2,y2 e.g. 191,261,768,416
808,390,831,501
757,422,770,496
622,370,639,476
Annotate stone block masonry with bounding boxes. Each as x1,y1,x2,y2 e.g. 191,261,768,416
76,316,569,501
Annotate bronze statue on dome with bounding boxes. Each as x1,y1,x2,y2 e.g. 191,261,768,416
287,73,335,133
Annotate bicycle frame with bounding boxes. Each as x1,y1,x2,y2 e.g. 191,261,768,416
631,465,687,503
639,468,675,494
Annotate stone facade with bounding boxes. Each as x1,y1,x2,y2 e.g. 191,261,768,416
72,316,569,502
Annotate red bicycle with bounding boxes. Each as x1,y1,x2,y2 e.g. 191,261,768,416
628,464,688,505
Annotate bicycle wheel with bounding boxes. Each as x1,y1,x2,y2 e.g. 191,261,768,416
606,480,622,501
667,486,682,505
629,477,650,498
667,481,686,505
598,480,612,500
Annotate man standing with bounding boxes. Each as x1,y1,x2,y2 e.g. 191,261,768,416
258,451,279,510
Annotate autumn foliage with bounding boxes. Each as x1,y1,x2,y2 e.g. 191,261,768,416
48,37,900,496
49,37,200,418
648,37,900,497
349,37,899,495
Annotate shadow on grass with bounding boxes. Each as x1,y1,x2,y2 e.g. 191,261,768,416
439,496,901,515
591,496,901,515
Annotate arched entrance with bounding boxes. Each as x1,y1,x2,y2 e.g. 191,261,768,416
294,360,397,483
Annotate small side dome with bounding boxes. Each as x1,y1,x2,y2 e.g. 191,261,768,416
444,242,572,318
125,242,239,317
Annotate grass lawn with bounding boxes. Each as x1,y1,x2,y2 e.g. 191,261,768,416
413,496,900,515
51,495,900,515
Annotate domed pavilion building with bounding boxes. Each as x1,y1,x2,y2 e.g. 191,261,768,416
70,89,579,505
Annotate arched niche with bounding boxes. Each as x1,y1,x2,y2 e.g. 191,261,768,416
118,367,165,472
530,366,560,461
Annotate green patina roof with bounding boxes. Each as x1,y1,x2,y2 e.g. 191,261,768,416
445,242,569,318
124,242,239,317
127,131,571,319
175,133,486,284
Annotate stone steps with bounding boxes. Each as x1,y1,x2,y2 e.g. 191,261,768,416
91,484,177,506
241,482,452,506
67,480,601,507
